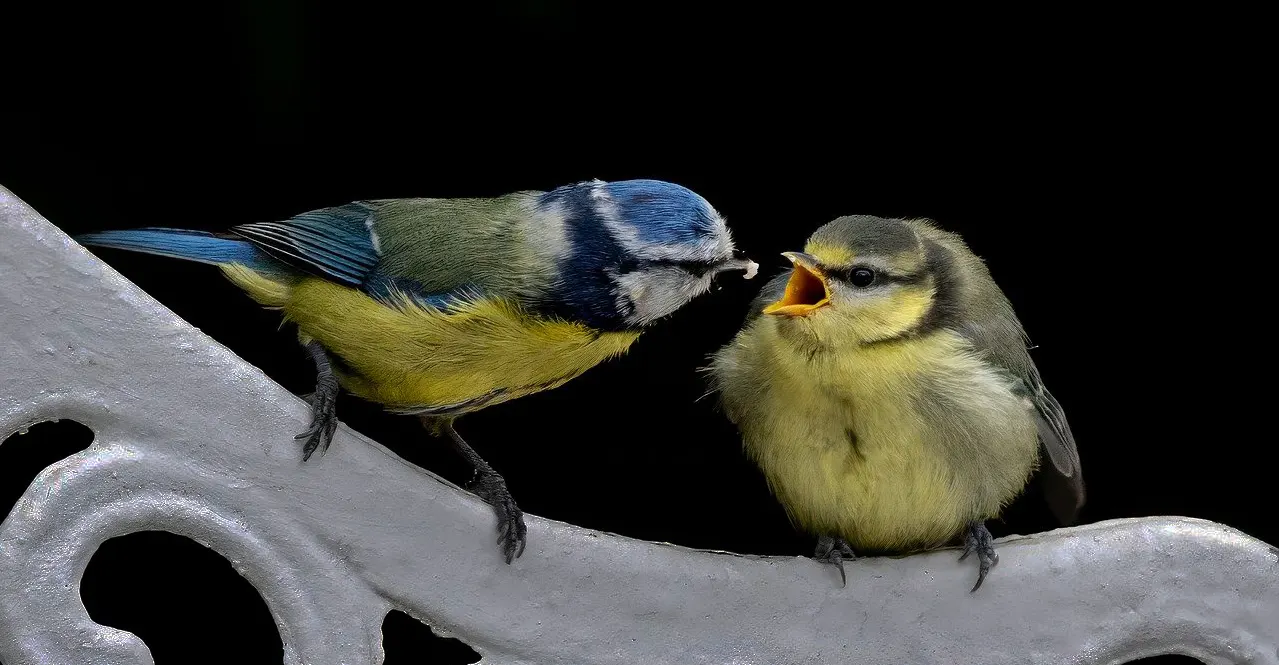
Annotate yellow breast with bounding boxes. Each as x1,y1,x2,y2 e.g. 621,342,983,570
222,266,639,412
712,320,1038,552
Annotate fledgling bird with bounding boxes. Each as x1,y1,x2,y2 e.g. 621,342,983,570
708,215,1082,591
77,178,758,564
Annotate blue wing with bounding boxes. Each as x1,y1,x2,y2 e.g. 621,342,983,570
229,203,381,286
82,201,486,311
231,203,484,311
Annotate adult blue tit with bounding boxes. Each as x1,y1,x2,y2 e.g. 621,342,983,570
77,178,759,564
708,215,1082,591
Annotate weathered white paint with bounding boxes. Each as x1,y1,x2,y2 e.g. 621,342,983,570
1,184,1275,665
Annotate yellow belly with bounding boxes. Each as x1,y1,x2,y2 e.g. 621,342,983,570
222,265,639,412
713,323,1039,553
750,412,989,552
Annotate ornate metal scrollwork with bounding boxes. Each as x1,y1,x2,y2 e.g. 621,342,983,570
2,186,1275,665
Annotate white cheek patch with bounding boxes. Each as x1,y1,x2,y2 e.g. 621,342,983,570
614,268,714,326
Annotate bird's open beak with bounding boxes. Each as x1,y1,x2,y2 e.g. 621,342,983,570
763,251,831,316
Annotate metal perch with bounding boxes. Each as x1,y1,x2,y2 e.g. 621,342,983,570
1,185,1275,665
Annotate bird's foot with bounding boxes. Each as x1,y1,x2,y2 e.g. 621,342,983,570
470,471,527,564
959,520,999,592
814,535,857,587
295,380,338,462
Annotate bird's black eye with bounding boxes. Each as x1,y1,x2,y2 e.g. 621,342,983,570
849,268,876,287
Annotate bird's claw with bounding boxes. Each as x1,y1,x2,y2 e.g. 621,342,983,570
814,535,857,587
472,472,527,564
959,521,999,592
295,384,337,462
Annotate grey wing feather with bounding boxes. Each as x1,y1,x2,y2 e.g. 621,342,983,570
1024,364,1085,524
919,216,1086,525
956,312,1085,525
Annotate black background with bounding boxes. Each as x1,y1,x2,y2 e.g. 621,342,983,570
1,4,1263,664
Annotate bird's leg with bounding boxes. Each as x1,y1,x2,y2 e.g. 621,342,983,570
814,535,857,587
959,520,999,592
295,340,340,462
429,418,527,564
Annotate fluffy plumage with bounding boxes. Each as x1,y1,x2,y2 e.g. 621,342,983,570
77,178,756,564
709,215,1082,590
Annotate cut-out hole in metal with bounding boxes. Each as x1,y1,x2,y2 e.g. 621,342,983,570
383,610,481,664
0,419,94,523
81,531,283,664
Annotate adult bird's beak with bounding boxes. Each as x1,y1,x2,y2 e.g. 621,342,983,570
716,251,760,280
763,251,831,316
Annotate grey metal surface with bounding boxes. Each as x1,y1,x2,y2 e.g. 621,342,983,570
0,183,1275,665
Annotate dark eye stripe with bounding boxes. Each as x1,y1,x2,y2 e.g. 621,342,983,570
663,259,719,277
621,258,718,277
827,265,925,285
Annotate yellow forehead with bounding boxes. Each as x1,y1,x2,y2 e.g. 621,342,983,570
804,241,854,267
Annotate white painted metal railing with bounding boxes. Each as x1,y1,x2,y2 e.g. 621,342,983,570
1,185,1274,664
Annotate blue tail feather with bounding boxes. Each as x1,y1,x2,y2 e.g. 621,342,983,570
76,228,275,269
